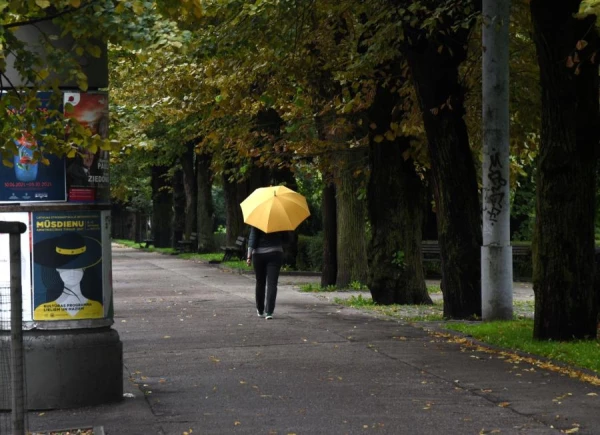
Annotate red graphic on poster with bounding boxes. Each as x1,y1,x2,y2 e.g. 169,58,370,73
64,92,110,204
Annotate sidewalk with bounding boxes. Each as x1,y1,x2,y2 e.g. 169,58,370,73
26,246,599,434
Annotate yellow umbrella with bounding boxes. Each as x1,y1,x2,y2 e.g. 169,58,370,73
240,185,310,233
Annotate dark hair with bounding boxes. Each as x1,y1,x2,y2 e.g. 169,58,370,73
41,266,102,303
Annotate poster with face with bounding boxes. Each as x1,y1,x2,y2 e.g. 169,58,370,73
0,92,67,203
63,92,110,204
0,212,33,328
31,211,105,321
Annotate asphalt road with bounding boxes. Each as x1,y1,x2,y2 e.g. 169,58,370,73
25,245,600,435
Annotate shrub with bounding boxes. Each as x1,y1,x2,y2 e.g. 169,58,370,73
296,233,323,272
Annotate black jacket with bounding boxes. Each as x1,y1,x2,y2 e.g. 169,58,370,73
247,226,289,254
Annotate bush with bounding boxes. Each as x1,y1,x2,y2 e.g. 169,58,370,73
513,254,532,281
296,233,323,272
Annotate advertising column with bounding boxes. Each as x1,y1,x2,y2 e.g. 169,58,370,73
0,93,121,410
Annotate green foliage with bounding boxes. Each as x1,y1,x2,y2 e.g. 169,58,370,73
299,283,345,293
391,250,405,269
295,234,324,272
445,320,600,374
349,280,368,291
510,163,536,241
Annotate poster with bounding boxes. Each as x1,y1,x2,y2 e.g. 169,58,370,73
31,211,104,321
0,92,67,203
64,92,110,203
0,212,33,328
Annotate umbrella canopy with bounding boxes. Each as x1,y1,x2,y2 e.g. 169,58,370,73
240,186,310,233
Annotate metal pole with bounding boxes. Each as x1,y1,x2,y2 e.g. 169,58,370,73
481,0,513,320
0,221,27,435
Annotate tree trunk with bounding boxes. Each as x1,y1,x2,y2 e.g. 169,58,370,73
530,1,598,340
196,152,215,252
172,168,185,248
367,76,431,305
321,179,337,287
181,142,197,242
404,25,482,319
151,165,172,248
335,149,368,288
223,170,249,245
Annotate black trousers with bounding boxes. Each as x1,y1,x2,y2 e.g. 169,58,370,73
253,251,283,314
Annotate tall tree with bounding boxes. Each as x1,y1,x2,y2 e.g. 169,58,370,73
335,149,369,287
150,164,172,247
400,0,483,319
321,179,338,287
530,0,599,340
181,141,198,242
366,68,431,305
196,151,216,252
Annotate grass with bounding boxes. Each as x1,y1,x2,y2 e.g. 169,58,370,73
445,320,600,374
112,239,251,270
335,294,445,322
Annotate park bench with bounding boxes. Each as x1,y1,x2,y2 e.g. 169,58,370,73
220,236,246,262
421,240,440,263
140,239,154,249
177,232,197,253
421,240,532,262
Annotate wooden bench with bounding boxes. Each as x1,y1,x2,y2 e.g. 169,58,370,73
421,241,532,261
512,245,531,257
220,236,246,262
140,239,154,248
421,240,440,263
177,232,197,253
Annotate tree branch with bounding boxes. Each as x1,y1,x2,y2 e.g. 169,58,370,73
3,0,97,29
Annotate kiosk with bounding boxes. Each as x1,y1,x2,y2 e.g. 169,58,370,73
0,21,123,409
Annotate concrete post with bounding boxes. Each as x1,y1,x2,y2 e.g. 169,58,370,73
482,0,513,320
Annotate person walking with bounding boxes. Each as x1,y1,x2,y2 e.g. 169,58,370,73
246,225,288,320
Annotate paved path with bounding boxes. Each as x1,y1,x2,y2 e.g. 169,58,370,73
26,246,599,435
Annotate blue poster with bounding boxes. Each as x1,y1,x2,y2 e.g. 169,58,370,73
31,211,104,321
0,92,67,203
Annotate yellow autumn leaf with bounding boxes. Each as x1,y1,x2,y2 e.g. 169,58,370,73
35,0,51,8
132,1,145,14
374,135,384,143
576,40,588,50
498,402,511,407
564,427,579,434
566,56,575,68
70,0,81,7
88,45,102,58
38,69,50,80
